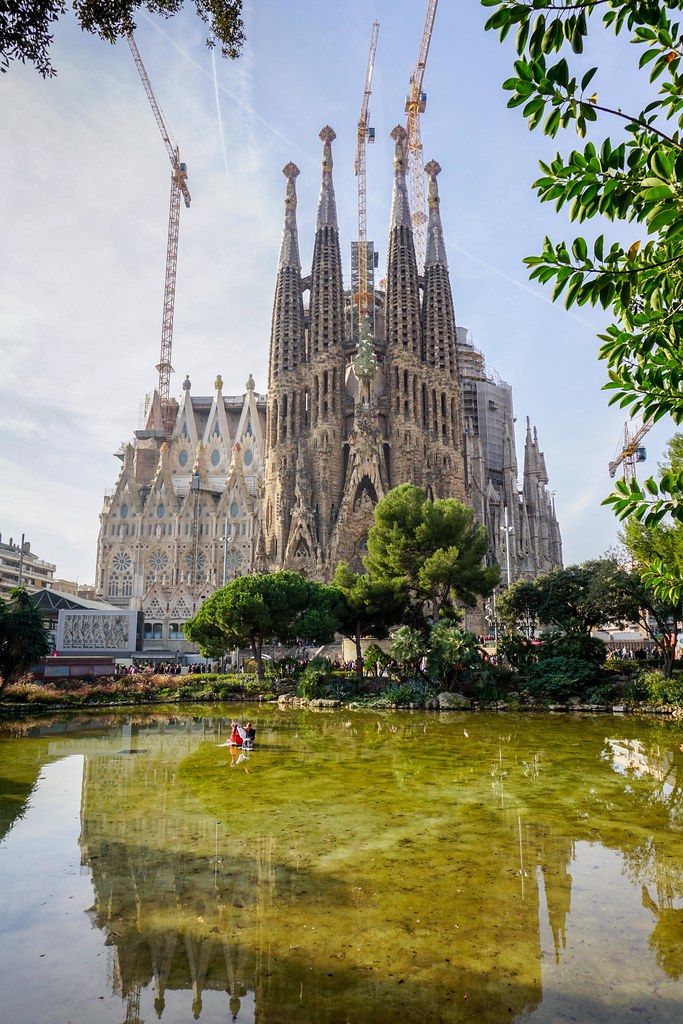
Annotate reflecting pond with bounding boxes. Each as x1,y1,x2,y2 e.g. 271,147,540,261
1,707,683,1023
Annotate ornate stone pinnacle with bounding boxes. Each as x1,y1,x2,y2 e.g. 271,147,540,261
390,124,407,144
282,162,300,180
426,160,441,208
319,125,336,144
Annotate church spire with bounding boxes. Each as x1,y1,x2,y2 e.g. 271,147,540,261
422,159,458,376
310,126,344,359
316,125,338,231
389,125,412,230
268,163,306,385
386,124,421,360
424,160,448,269
278,161,301,271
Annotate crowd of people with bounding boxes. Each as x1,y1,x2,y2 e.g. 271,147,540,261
605,646,656,661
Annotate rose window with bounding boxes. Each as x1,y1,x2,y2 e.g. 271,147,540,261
149,551,169,573
185,551,207,574
225,549,243,572
111,551,132,573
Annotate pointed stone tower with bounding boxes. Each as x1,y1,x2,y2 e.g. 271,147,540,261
384,124,427,488
420,159,466,500
262,162,308,567
306,126,347,565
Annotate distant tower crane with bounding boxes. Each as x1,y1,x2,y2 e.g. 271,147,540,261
404,0,439,273
609,419,653,482
127,34,191,439
353,20,379,338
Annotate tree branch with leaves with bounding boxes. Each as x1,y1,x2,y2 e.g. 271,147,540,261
483,0,683,539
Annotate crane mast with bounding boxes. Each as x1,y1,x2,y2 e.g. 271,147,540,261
354,21,379,337
128,34,191,439
609,419,653,481
404,0,438,273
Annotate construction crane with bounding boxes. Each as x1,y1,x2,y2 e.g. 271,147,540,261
353,21,379,338
404,0,439,273
609,419,654,481
128,34,191,439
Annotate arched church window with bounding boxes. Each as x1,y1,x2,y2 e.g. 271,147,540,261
243,449,253,467
231,503,239,518
157,504,165,518
179,450,188,467
211,449,221,467
120,504,128,519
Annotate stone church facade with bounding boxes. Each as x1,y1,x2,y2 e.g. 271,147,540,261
95,125,562,649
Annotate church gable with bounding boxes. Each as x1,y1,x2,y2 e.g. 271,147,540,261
172,379,199,448
201,375,233,465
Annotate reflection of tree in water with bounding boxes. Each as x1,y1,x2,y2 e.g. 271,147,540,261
641,885,683,979
21,709,683,1020
594,729,683,979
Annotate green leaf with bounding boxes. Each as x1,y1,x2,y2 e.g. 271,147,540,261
581,66,598,92
643,184,674,201
571,236,587,261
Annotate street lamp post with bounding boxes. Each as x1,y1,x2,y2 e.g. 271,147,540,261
222,516,229,587
502,505,514,589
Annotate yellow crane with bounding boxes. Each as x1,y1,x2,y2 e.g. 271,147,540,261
404,0,439,273
127,34,191,439
353,20,379,337
609,419,653,481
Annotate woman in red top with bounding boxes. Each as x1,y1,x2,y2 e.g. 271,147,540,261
229,721,243,747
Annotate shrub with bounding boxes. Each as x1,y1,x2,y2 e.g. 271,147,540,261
498,633,538,670
427,623,481,690
627,669,683,706
297,671,327,700
525,656,600,701
373,682,417,706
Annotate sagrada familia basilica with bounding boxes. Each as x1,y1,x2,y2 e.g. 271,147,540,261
95,125,562,645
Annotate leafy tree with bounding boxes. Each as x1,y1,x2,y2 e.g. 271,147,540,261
0,587,52,695
332,562,406,676
363,642,391,678
482,2,683,545
364,484,499,626
624,432,683,603
496,579,542,637
618,519,683,674
184,571,340,681
499,560,639,637
2,0,245,77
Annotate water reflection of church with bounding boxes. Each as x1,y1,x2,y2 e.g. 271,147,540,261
69,718,582,1024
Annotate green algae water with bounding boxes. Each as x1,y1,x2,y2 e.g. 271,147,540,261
1,708,683,1024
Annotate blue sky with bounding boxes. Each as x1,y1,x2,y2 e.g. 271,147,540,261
0,0,671,584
